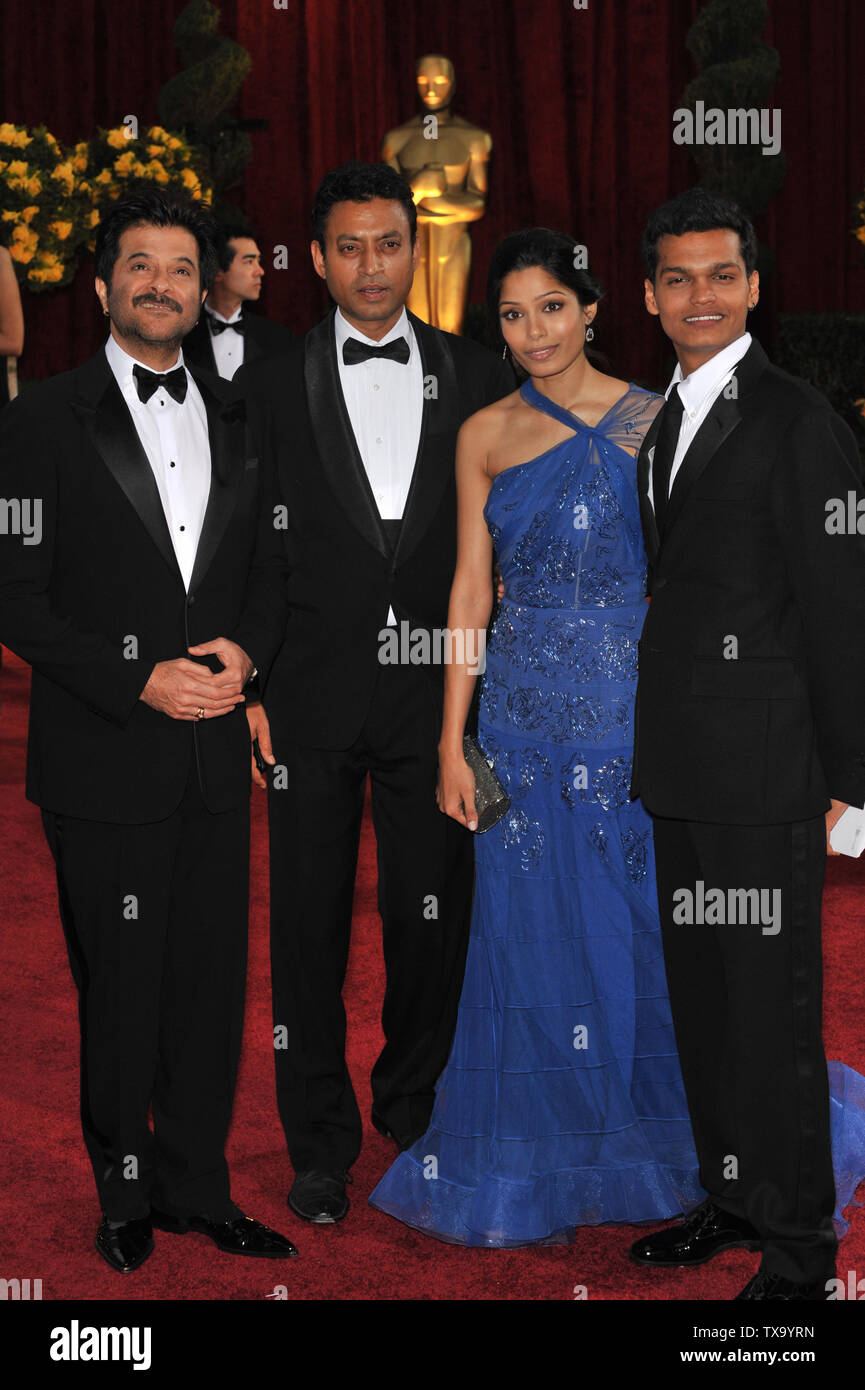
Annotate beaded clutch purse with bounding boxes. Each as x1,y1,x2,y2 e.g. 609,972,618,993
463,734,511,833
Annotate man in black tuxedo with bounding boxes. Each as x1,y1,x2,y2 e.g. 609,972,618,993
629,188,865,1299
237,162,513,1223
0,190,296,1272
182,223,292,380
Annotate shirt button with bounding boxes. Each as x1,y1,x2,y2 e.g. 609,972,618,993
376,436,383,444
170,461,176,468
179,525,185,532
373,383,380,391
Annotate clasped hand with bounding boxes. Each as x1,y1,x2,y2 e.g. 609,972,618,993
140,637,253,721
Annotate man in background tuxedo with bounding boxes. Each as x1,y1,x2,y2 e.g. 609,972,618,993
0,190,295,1272
183,223,292,380
237,162,513,1223
629,188,865,1300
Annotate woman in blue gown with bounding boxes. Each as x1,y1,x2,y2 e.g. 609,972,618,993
369,230,865,1248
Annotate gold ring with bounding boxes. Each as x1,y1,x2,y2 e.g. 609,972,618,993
195,707,206,721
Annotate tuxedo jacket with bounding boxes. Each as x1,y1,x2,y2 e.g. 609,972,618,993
631,338,865,825
182,308,293,378
0,349,288,823
235,308,514,748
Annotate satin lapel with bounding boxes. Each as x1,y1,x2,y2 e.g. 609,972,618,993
187,317,217,373
392,313,460,569
659,339,769,543
243,320,263,366
304,311,389,558
661,392,742,541
188,370,246,592
70,352,182,583
637,408,663,564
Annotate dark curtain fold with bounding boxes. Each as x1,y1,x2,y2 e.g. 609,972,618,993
2,0,863,387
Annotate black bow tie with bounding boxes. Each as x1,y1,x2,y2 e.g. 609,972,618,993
342,336,410,366
132,363,188,405
208,314,245,336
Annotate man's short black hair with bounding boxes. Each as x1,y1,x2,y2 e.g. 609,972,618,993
94,188,219,291
311,161,417,251
215,223,259,274
642,187,758,282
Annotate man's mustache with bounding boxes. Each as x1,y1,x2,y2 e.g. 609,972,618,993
133,295,182,311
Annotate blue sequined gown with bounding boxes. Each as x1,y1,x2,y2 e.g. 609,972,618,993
369,381,865,1247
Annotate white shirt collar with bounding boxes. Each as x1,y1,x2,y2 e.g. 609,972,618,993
204,302,243,326
334,305,412,354
666,332,751,414
105,334,185,402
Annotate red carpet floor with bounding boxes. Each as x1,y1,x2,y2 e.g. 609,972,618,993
1,649,863,1302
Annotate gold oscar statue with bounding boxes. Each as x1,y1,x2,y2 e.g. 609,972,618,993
382,54,491,335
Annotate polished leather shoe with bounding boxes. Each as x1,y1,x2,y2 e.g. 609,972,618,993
735,1267,835,1300
95,1215,154,1273
630,1201,763,1267
288,1169,351,1223
151,1207,298,1258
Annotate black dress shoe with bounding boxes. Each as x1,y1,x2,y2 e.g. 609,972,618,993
288,1170,351,1223
151,1207,298,1258
630,1200,764,1268
735,1267,835,1300
95,1215,154,1273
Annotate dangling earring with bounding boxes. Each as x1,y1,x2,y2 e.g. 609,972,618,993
501,344,510,361
585,324,595,342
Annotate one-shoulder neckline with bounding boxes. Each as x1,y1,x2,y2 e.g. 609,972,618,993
485,382,652,500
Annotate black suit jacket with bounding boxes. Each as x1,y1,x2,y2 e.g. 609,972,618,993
183,308,293,379
235,308,514,748
631,338,865,824
0,348,288,822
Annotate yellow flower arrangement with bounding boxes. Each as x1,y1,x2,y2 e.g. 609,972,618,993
0,122,32,148
112,151,137,176
0,120,212,291
0,123,90,290
81,124,212,251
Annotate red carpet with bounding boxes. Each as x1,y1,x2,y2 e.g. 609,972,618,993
1,648,863,1301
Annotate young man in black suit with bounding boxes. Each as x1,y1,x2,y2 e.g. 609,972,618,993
237,162,513,1224
0,190,296,1272
183,224,292,381
629,187,865,1300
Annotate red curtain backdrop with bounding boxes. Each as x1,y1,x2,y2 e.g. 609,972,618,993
2,0,863,388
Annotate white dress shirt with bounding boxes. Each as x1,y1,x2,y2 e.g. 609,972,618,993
105,335,211,591
203,303,245,380
334,306,422,626
649,332,752,510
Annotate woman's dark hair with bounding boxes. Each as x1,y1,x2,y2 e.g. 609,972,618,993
486,228,604,353
94,188,219,291
215,222,258,273
311,161,417,251
642,186,757,282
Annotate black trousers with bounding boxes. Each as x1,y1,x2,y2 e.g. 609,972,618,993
267,659,474,1172
41,768,249,1222
652,813,836,1283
